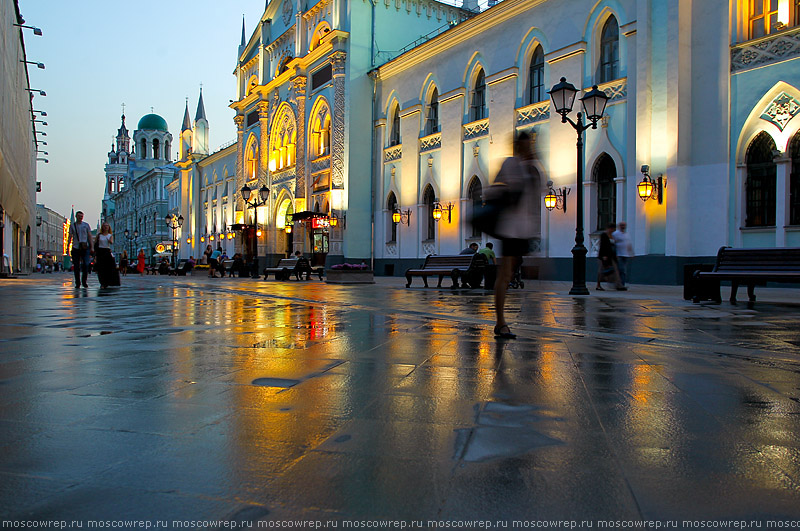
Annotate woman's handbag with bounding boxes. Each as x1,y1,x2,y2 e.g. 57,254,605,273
470,183,520,238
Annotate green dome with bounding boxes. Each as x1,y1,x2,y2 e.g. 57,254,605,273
137,113,169,132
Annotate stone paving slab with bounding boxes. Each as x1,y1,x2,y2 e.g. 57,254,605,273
1,274,800,528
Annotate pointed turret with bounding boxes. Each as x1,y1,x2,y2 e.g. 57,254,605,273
195,88,207,122
238,16,246,58
192,88,209,156
115,114,131,153
182,101,191,132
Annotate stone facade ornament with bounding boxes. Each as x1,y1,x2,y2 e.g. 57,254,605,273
516,101,549,127
384,145,402,162
731,28,800,73
760,92,800,131
233,114,245,212
419,132,441,153
463,118,489,140
331,51,347,189
293,75,308,198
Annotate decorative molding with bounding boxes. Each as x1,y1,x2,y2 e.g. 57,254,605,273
419,132,442,153
384,145,402,162
516,101,550,127
760,92,800,131
422,242,436,256
271,167,296,184
731,27,800,73
463,118,489,141
293,75,308,198
331,51,347,189
310,155,331,173
597,79,627,103
386,242,397,256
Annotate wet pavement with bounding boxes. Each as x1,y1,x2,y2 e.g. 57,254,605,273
1,273,800,528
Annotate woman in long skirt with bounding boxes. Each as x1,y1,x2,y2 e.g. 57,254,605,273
95,223,121,288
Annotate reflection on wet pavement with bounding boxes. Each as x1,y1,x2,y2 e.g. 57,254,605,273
1,275,800,524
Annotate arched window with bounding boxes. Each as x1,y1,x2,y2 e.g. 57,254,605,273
387,192,398,242
153,138,160,160
599,17,619,84
119,178,124,190
389,105,401,146
164,141,170,161
593,154,617,231
746,132,777,227
423,185,436,241
468,177,483,238
246,139,259,181
310,101,331,158
529,45,545,104
470,69,487,122
141,139,147,159
108,179,115,194
791,132,800,226
270,105,296,172
425,88,439,136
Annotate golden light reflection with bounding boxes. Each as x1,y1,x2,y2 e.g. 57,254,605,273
630,364,653,404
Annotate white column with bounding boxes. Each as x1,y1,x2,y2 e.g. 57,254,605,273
776,156,791,247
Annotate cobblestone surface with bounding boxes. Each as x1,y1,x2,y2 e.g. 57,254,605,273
1,274,800,526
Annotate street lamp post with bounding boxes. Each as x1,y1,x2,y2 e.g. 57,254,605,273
123,229,138,263
548,77,609,295
240,184,270,278
164,214,183,268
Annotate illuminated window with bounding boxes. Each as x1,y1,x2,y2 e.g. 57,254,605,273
746,132,777,227
310,101,331,158
389,105,401,146
423,185,436,240
749,0,781,38
108,179,115,193
270,105,296,172
245,137,259,181
425,87,439,135
599,17,619,84
529,45,545,104
470,70,486,122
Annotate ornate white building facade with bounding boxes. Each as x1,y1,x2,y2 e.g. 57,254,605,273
152,0,800,283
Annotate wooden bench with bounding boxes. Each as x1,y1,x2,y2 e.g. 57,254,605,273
405,254,488,288
264,258,324,280
694,246,800,303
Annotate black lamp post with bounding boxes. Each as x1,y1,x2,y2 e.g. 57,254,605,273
548,77,609,295
240,183,270,277
123,229,138,262
164,214,183,268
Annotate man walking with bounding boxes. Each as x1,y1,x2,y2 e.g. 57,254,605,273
612,221,633,288
67,210,93,288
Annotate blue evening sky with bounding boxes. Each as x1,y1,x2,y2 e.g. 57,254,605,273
22,0,466,227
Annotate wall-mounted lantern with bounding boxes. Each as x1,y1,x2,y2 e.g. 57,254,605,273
544,181,570,212
432,200,454,223
637,165,665,204
392,208,411,226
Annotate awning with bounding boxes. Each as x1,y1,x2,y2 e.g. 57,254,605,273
290,211,328,221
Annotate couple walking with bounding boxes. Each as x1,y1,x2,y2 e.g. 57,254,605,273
67,211,120,288
596,221,632,291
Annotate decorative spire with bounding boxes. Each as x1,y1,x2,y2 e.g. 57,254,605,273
195,86,207,122
240,15,246,47
182,99,192,131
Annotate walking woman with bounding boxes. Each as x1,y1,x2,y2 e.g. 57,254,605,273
95,223,121,288
119,250,129,276
488,131,541,339
136,248,146,275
